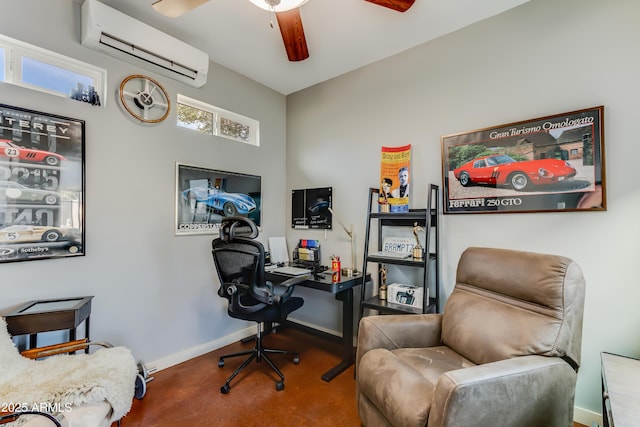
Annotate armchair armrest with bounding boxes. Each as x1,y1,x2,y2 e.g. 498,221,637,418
2,402,114,427
0,411,61,426
20,340,113,359
429,355,577,427
356,314,443,366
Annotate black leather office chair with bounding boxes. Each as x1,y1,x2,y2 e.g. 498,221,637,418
211,217,307,393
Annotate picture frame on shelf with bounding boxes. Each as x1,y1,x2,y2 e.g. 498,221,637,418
441,106,606,214
387,283,425,309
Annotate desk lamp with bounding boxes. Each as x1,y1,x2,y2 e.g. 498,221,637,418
328,207,358,276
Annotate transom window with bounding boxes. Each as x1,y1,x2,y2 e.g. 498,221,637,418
0,34,106,106
177,94,259,147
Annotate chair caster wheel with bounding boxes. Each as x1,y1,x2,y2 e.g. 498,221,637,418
221,384,230,394
137,362,149,379
275,381,284,391
293,356,300,364
218,359,225,368
134,361,155,400
134,374,147,400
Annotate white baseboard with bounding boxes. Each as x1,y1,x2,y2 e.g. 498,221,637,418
574,406,602,426
145,317,341,373
147,326,255,372
285,316,343,337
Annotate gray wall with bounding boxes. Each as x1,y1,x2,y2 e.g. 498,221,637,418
1,0,287,366
286,0,640,421
2,0,638,423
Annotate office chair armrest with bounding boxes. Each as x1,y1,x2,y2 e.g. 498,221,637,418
277,274,312,288
264,274,310,304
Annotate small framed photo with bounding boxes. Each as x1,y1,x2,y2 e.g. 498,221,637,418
441,106,606,214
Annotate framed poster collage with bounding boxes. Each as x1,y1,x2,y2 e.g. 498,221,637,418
0,104,85,263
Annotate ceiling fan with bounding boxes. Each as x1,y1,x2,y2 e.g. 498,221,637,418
151,0,416,62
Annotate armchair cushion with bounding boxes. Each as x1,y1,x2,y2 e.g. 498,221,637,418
358,345,475,427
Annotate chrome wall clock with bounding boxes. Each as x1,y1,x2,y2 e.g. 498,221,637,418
119,74,170,123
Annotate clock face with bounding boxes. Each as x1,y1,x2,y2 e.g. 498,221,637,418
119,74,170,123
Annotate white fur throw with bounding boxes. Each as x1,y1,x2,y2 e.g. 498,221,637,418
0,318,137,423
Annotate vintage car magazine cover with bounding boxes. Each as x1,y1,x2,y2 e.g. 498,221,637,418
379,144,411,212
0,104,85,262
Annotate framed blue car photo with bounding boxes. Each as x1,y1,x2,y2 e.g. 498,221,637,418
175,163,262,236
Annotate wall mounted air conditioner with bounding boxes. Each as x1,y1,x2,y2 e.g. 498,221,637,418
81,0,209,88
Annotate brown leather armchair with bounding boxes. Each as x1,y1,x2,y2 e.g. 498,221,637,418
356,247,585,427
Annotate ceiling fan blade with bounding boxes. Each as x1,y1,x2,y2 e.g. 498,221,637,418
364,0,416,12
276,8,309,62
152,0,210,18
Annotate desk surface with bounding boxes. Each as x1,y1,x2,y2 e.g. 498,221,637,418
266,270,364,293
266,269,368,382
602,352,640,426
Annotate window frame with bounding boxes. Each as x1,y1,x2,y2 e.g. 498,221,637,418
177,94,260,147
0,34,107,106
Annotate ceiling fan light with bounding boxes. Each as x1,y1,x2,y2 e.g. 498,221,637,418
152,0,209,18
248,0,309,12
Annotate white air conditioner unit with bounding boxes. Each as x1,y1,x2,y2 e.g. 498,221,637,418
81,0,209,88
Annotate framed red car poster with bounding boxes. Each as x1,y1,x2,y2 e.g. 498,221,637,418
0,104,85,262
441,106,606,214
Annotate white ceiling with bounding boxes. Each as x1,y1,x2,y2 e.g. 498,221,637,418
96,0,529,95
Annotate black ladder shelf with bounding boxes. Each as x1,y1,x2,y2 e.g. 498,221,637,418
359,184,440,318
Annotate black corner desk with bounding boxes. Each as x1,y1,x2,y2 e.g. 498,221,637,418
266,270,370,382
